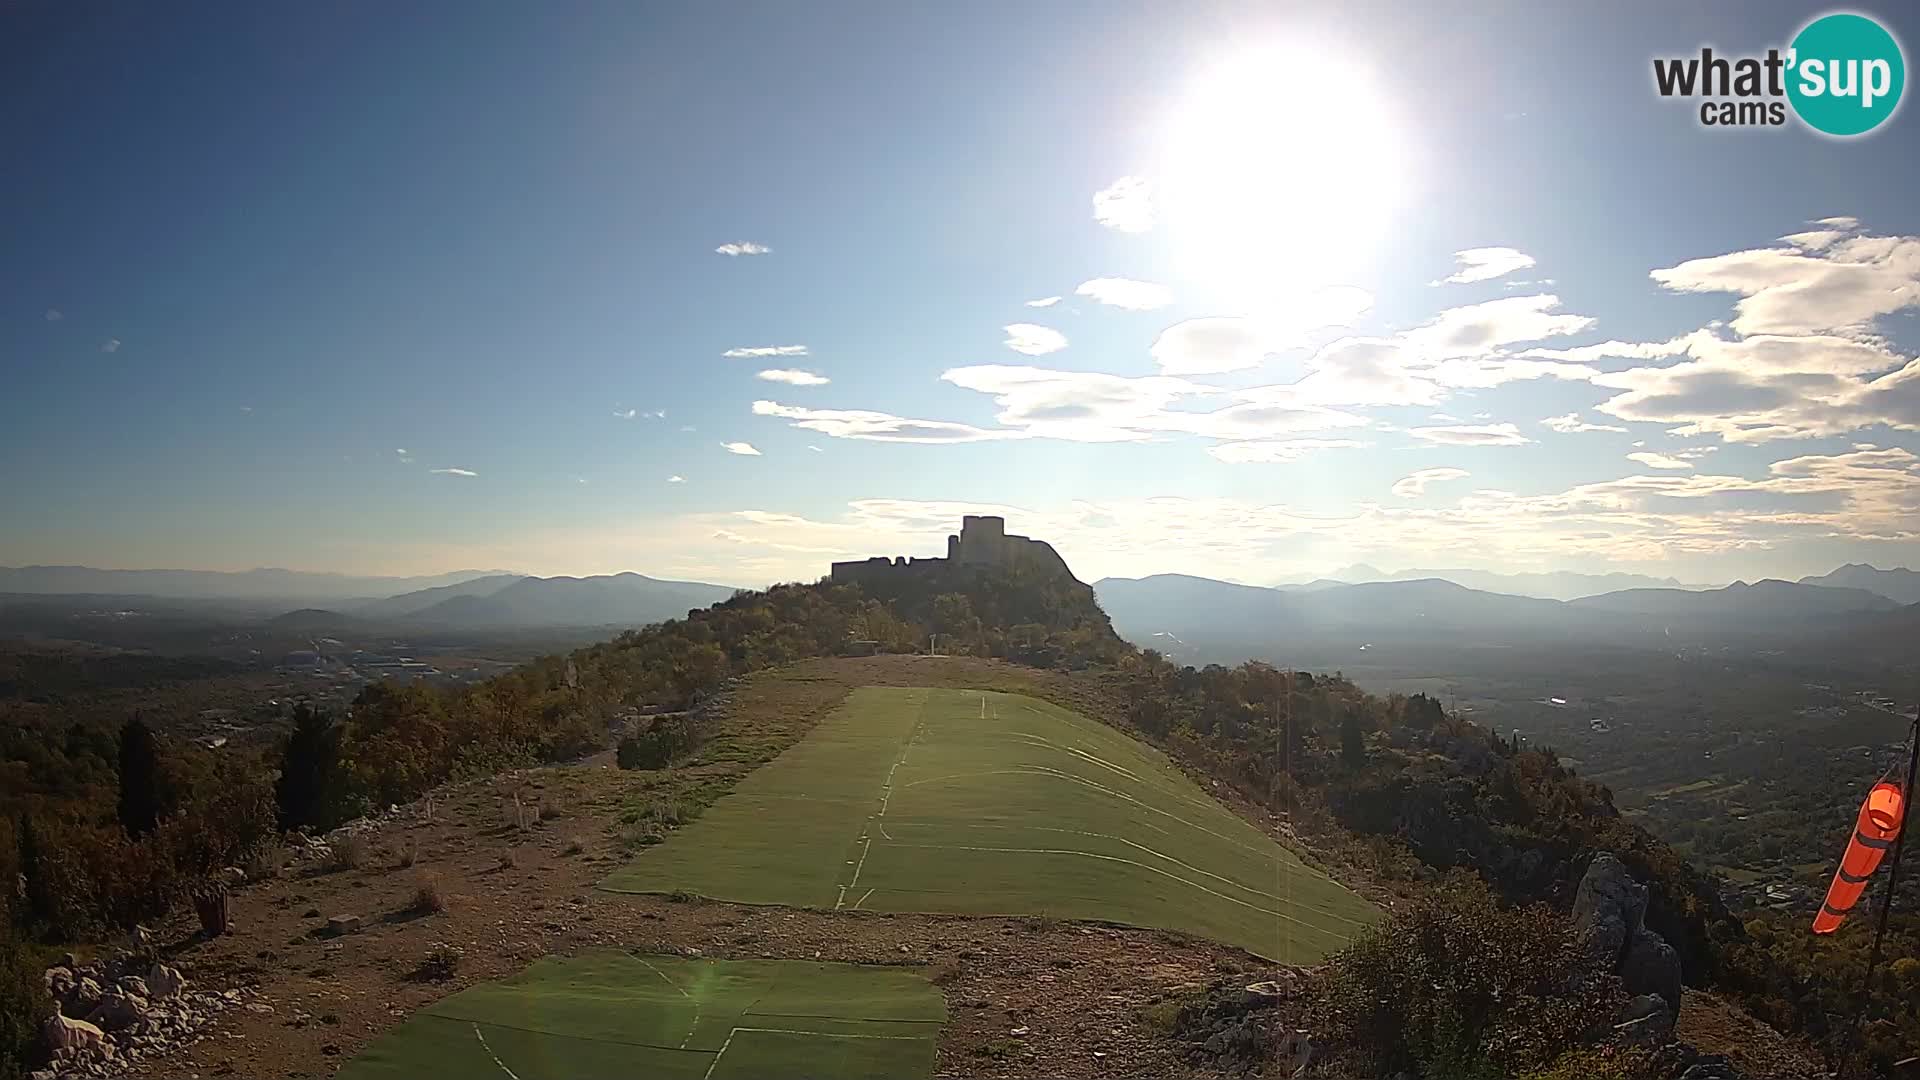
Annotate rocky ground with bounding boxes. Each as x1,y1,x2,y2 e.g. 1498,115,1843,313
87,759,1287,1080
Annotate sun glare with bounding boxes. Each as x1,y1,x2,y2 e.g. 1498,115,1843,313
1159,44,1404,308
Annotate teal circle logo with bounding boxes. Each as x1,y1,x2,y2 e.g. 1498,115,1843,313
1787,12,1905,136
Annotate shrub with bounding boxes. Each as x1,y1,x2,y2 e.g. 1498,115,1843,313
327,835,368,872
409,874,445,915
616,716,704,770
410,942,462,982
539,796,562,821
243,837,287,881
561,837,585,856
1,941,51,1080
396,839,417,869
1316,880,1622,1080
497,848,518,870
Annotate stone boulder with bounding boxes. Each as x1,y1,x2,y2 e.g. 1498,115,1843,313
43,1006,107,1051
147,963,187,1000
87,990,150,1032
1613,993,1675,1047
1621,925,1683,1014
63,975,104,1015
1572,852,1648,965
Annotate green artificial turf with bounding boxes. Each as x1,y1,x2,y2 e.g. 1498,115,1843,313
603,686,1378,962
337,952,945,1080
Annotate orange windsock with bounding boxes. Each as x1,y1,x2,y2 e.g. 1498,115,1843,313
1813,781,1905,934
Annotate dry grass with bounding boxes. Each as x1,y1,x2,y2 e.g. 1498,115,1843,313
408,874,445,915
328,835,368,872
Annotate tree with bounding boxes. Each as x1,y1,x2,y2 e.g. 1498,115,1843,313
276,704,343,831
1340,710,1367,768
117,716,163,838
11,813,42,931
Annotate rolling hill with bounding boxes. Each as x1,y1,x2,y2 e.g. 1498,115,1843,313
400,572,738,628
349,573,528,619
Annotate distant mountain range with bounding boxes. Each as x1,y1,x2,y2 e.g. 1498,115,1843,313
0,565,515,602
1093,572,1911,663
379,573,738,628
1798,563,1920,605
1291,564,1699,602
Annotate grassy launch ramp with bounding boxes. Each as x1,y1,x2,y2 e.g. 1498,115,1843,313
604,686,1378,961
338,952,946,1080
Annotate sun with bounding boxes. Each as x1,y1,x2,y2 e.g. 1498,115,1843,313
1159,43,1405,308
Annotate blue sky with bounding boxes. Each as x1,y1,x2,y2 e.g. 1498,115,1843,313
4,0,1919,587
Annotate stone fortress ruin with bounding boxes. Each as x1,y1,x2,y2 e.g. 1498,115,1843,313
828,515,1077,586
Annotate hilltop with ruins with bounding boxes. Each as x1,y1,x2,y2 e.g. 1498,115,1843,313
829,515,1078,587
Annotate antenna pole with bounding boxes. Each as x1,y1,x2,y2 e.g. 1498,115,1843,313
1842,707,1920,1074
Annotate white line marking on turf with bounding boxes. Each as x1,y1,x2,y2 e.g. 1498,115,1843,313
704,1024,925,1079
732,1026,926,1040
635,957,702,1048
852,887,875,910
702,1029,737,1080
473,1024,525,1080
850,836,874,887
883,842,1361,937
638,956,694,999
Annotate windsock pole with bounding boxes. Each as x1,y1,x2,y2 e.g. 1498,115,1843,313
1843,708,1920,1075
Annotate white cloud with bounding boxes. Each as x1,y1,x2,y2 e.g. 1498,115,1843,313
1002,323,1068,356
1401,295,1595,357
614,408,638,419
1627,451,1694,471
1541,413,1628,434
1209,439,1367,464
430,467,477,477
721,442,762,456
715,242,771,256
667,475,686,483
44,309,62,321
101,339,121,353
1407,423,1530,446
1025,296,1062,308
1093,176,1154,233
1075,277,1174,311
1437,247,1536,285
724,345,809,358
1648,226,1920,337
396,448,407,455
940,365,1365,443
756,368,830,386
1150,317,1274,375
753,400,1015,444
807,445,824,452
1290,338,1445,406
1392,467,1470,497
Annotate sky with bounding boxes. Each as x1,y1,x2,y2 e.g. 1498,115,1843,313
4,0,1920,589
